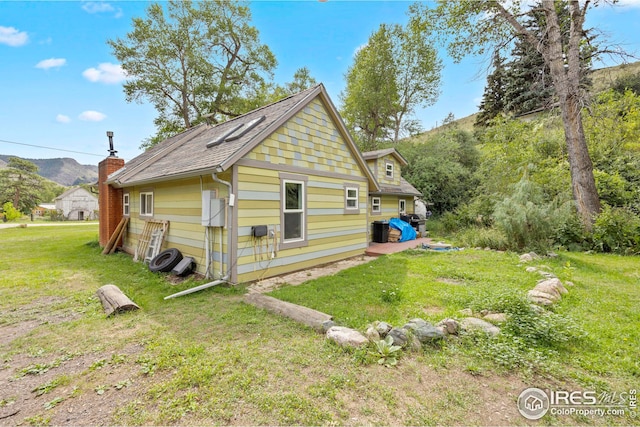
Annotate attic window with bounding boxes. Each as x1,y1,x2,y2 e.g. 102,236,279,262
206,115,266,148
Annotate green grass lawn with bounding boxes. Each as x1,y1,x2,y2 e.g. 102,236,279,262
1,225,638,426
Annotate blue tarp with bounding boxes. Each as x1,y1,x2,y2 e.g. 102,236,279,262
389,217,417,242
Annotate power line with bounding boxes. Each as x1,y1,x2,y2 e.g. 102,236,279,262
0,138,104,158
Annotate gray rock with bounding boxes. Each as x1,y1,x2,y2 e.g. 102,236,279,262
321,320,337,333
483,313,508,323
403,318,444,343
365,325,380,342
533,282,562,300
436,318,460,335
459,317,500,336
326,326,368,348
528,288,560,303
374,321,393,336
565,281,575,287
525,266,538,273
527,290,555,306
538,277,568,295
519,252,540,263
387,327,409,347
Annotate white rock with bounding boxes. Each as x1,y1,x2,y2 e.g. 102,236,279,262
460,317,500,336
326,326,369,348
525,266,538,273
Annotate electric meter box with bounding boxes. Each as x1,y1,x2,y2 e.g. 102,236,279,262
202,191,225,226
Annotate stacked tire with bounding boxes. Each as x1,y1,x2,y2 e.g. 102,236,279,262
149,248,183,273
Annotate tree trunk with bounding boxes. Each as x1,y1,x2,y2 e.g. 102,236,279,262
542,0,601,229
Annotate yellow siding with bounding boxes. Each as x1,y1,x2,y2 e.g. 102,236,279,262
122,175,230,279
236,99,370,282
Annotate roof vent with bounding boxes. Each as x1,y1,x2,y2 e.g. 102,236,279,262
206,115,266,148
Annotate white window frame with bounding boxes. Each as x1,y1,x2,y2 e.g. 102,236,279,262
140,191,154,217
385,162,394,179
282,179,305,244
399,199,406,215
344,185,359,214
123,193,130,216
371,197,381,214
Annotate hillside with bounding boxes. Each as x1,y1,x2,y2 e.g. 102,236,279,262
415,60,640,140
0,155,98,186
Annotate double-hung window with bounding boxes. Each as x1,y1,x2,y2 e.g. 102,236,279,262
283,181,304,238
371,197,381,214
344,185,359,213
385,162,394,179
140,191,153,217
123,193,130,216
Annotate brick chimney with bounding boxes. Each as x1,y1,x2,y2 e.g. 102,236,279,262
98,156,125,247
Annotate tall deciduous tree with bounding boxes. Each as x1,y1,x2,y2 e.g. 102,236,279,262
411,0,602,227
109,0,276,147
0,157,45,213
341,23,441,150
341,25,398,151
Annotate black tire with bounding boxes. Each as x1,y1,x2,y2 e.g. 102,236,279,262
149,248,183,273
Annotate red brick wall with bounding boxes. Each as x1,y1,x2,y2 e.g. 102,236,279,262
98,157,125,247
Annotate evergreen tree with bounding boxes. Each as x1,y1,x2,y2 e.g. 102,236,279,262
475,51,507,126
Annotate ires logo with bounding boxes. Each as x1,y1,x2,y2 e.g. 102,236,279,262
550,390,597,405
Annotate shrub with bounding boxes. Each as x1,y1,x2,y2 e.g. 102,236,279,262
453,227,508,250
2,202,22,221
493,175,572,252
591,205,640,254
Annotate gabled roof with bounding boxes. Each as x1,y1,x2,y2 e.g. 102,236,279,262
55,186,97,201
361,148,408,167
107,84,379,191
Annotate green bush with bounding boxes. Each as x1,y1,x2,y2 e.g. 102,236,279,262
553,212,590,252
591,205,640,254
493,175,572,252
453,226,508,250
2,202,22,221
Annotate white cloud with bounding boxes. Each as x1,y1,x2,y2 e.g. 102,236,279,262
0,26,29,47
78,110,107,122
56,114,71,123
617,0,640,7
36,58,67,70
81,1,123,17
82,62,127,84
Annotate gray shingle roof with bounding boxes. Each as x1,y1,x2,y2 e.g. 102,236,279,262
361,148,408,166
108,84,368,187
371,177,422,197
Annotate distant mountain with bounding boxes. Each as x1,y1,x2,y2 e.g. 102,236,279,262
0,155,98,186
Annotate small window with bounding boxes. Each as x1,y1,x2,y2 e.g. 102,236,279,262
123,193,130,216
399,199,406,215
372,197,381,213
140,191,153,216
386,162,394,179
345,187,358,210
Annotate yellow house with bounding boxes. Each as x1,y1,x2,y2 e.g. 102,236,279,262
362,148,421,218
100,84,384,284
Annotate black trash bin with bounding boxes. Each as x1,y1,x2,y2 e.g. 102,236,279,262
372,220,389,243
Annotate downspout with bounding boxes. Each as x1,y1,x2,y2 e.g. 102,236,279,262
163,171,234,300
212,172,234,280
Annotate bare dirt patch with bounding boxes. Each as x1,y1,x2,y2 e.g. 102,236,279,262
247,255,376,294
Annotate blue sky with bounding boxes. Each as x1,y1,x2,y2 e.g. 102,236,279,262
1,1,639,166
